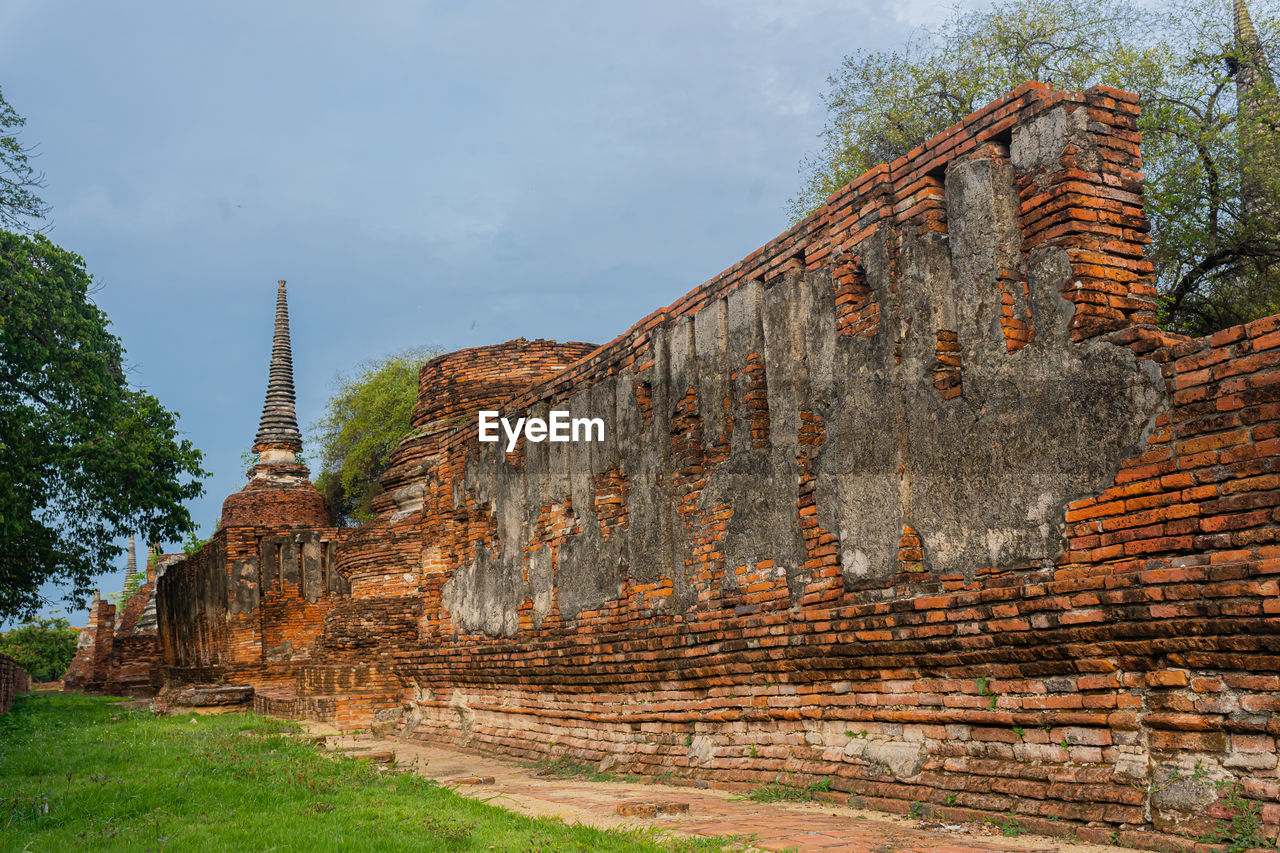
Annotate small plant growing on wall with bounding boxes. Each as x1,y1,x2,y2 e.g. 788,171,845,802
989,812,1020,837
1199,780,1278,852
974,676,997,709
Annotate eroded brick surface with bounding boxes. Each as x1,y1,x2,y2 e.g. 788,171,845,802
0,653,29,713
63,594,115,692
61,553,185,696
149,85,1280,847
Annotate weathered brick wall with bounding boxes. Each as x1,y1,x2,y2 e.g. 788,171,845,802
376,316,1280,848
157,531,229,676
102,582,161,696
305,84,1277,848
59,553,183,696
62,594,116,692
157,82,1280,848
0,652,29,713
156,523,353,692
266,340,598,727
373,339,598,541
113,582,152,637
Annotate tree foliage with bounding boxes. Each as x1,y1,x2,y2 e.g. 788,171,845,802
0,231,207,621
0,85,47,233
310,347,439,526
110,571,142,605
792,0,1280,335
0,616,79,682
181,525,211,556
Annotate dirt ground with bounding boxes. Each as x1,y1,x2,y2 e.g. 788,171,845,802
308,725,1140,853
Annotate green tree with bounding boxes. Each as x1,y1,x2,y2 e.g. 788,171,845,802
0,616,79,682
181,524,212,556
0,85,48,232
792,0,1280,336
0,231,208,621
109,574,142,605
310,347,439,526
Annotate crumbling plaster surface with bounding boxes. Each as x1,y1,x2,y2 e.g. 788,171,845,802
441,107,1167,635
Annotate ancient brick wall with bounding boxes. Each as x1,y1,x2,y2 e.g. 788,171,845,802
156,523,352,691
374,340,598,538
256,340,598,728
57,553,182,696
374,315,1280,848
157,82,1280,848
102,582,161,696
157,531,228,678
0,653,29,713
62,594,116,692
113,582,152,638
298,84,1278,848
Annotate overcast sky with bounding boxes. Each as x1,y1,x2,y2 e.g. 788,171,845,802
1,0,961,627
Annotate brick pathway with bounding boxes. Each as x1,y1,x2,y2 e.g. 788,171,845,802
313,729,1130,853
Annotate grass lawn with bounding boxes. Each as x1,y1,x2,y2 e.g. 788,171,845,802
1,692,732,852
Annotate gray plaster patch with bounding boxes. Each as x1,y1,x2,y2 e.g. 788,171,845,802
440,133,1168,635
864,740,927,780
1011,104,1098,175
229,556,259,617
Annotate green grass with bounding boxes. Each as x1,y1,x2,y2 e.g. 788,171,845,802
745,775,831,803
0,693,733,852
530,756,640,784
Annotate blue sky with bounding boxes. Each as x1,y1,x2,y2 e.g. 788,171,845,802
1,0,952,626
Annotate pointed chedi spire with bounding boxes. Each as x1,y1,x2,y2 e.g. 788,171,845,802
1234,0,1268,80
220,278,330,527
123,533,138,590
1232,0,1280,222
253,280,303,459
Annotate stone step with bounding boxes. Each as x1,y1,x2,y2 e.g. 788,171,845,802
616,801,691,818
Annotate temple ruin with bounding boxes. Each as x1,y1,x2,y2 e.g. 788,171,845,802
64,532,183,695
64,75,1280,848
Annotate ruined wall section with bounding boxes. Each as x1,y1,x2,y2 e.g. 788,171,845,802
423,84,1162,634
324,341,599,639
379,338,599,524
114,582,153,638
92,553,186,696
347,85,1280,846
62,594,116,692
0,653,28,713
157,531,229,680
103,582,161,696
255,527,352,678
157,524,351,689
285,341,597,727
